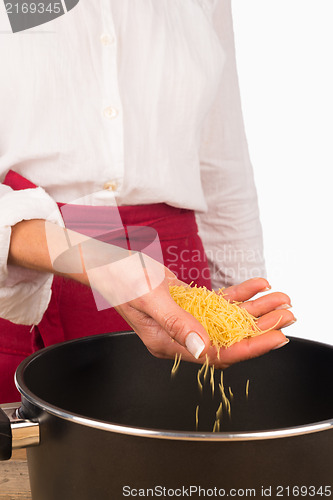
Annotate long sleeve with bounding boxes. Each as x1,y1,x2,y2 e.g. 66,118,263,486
196,0,266,289
0,183,64,325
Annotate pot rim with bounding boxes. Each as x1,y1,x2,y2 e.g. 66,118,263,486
15,332,333,442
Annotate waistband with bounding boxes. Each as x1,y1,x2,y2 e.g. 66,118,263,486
3,170,198,241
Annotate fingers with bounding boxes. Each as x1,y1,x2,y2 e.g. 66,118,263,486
211,330,288,368
241,291,292,317
222,277,270,302
222,279,296,331
256,309,296,331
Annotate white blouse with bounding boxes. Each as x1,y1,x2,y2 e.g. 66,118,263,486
0,0,265,325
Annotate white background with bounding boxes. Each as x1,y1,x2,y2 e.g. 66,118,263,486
232,1,333,345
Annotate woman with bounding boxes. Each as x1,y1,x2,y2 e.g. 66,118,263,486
0,0,294,403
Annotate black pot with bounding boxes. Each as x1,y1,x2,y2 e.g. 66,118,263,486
1,332,333,500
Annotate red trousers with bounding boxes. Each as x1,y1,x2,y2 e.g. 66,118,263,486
0,171,211,403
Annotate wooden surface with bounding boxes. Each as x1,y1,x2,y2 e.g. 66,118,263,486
0,449,31,499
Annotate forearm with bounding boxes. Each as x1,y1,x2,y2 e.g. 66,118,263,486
8,219,140,290
8,219,89,286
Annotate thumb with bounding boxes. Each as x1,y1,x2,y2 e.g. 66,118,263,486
146,288,210,359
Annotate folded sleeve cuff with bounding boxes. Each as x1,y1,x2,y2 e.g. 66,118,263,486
0,187,64,325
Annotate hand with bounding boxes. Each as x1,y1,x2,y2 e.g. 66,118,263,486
113,271,294,369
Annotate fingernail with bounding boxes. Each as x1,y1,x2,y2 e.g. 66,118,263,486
276,303,292,310
284,319,297,327
273,338,290,350
185,332,205,359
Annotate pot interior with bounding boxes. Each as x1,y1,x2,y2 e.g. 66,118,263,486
18,333,333,434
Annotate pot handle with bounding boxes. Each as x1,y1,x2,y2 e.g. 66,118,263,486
0,403,40,461
0,405,12,460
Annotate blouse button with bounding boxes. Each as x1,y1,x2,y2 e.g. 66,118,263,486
103,181,118,191
100,33,114,46
103,106,118,120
